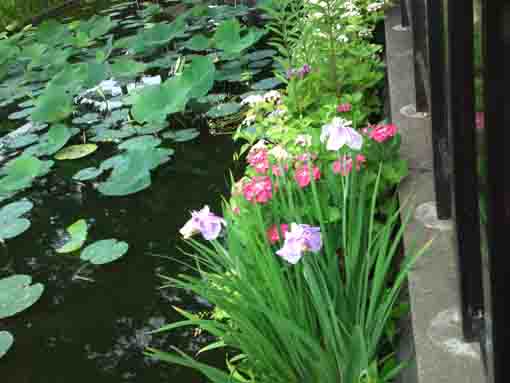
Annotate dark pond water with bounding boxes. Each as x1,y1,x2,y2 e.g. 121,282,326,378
0,1,252,381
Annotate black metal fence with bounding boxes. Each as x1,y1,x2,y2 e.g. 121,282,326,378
399,1,508,381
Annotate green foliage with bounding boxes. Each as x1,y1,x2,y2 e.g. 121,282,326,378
0,155,53,200
213,19,266,58
54,144,98,160
0,331,14,359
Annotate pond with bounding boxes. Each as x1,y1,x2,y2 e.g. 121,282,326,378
0,0,274,381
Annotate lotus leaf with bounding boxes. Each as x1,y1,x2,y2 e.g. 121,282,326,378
251,77,283,90
73,167,103,181
7,134,39,149
25,124,72,156
213,19,265,56
80,239,129,265
182,55,216,99
0,275,44,319
55,144,98,160
31,87,73,123
110,58,146,78
131,17,186,53
206,102,242,118
244,49,277,62
118,135,162,151
97,149,159,196
0,331,14,359
0,200,33,241
56,219,88,254
163,128,200,142
8,107,35,121
0,155,48,197
184,34,210,51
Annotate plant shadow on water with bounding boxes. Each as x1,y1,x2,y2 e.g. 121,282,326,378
0,0,265,381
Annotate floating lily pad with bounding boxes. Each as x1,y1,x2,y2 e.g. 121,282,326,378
24,124,72,157
206,102,242,118
245,49,277,62
251,77,283,90
0,200,33,242
163,128,200,142
118,135,161,151
7,134,39,150
0,331,14,359
184,34,210,51
56,219,88,254
0,274,44,319
73,167,103,181
55,144,98,160
80,239,129,265
8,107,35,120
0,155,51,197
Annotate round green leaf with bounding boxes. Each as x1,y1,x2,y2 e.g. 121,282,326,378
118,135,161,151
163,128,200,142
0,200,33,221
56,219,88,254
0,331,14,359
54,144,98,160
80,239,129,265
0,275,44,319
73,167,103,181
251,77,283,90
7,134,39,150
206,102,242,118
0,219,31,241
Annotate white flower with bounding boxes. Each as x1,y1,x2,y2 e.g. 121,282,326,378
320,117,363,151
241,94,264,106
269,145,290,161
295,134,313,147
263,90,281,102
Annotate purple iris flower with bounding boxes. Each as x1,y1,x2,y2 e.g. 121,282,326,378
179,205,226,241
276,223,322,264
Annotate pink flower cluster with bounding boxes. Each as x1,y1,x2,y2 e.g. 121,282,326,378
247,148,269,174
363,124,398,143
337,103,352,113
267,223,289,244
294,165,321,188
242,176,275,204
332,154,366,176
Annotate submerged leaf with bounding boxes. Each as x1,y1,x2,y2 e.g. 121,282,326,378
56,219,88,254
55,144,98,160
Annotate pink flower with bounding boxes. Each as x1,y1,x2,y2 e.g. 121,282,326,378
294,165,321,188
242,176,274,204
276,223,322,264
267,223,289,244
332,156,353,176
476,112,485,130
355,154,366,170
337,103,352,113
247,149,269,174
369,124,398,143
232,206,241,215
272,163,289,177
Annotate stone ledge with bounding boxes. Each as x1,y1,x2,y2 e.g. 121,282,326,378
384,6,485,383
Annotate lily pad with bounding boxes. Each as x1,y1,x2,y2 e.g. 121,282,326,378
118,135,161,151
7,134,39,150
24,124,72,157
0,331,14,359
206,102,242,118
0,275,44,319
73,167,104,181
0,200,33,242
56,219,88,254
80,239,129,265
184,34,210,51
213,19,266,56
0,155,50,197
163,128,200,142
55,144,98,160
251,77,283,90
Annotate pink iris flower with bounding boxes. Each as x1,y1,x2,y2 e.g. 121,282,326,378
242,176,274,204
369,124,398,143
267,223,289,244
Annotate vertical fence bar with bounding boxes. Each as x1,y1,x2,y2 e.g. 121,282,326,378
401,0,409,27
426,0,452,219
411,0,430,114
481,0,507,381
446,0,484,341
